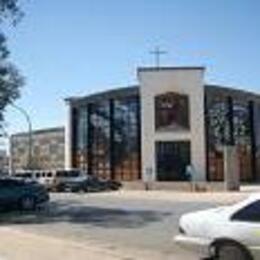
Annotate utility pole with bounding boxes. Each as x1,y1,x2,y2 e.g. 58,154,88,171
0,129,7,174
150,46,167,68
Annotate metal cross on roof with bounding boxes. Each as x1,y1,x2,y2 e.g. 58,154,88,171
150,46,167,68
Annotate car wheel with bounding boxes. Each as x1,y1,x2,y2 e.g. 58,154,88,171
216,242,251,260
20,196,36,211
82,186,88,193
56,185,64,192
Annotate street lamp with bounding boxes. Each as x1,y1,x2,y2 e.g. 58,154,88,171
10,103,33,170
0,128,13,175
0,128,9,174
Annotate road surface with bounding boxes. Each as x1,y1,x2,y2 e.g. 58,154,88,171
0,191,248,259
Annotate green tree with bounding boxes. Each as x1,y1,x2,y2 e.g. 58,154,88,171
0,0,24,124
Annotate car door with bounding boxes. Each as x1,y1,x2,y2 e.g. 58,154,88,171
230,200,260,259
0,180,20,208
0,180,8,207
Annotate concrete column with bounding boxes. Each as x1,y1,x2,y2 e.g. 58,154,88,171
65,104,72,170
224,146,240,191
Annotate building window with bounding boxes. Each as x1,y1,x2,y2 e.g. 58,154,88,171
73,106,88,170
156,141,191,181
255,103,260,181
90,101,111,180
155,92,190,131
77,106,88,170
206,99,229,181
113,97,140,181
206,95,254,182
71,96,141,181
233,101,253,181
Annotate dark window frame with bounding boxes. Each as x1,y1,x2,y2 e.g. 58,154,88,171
156,141,191,181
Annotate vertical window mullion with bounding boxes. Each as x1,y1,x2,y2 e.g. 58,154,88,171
87,103,93,176
109,99,115,180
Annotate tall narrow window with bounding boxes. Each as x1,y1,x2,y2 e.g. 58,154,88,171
90,101,111,180
233,101,252,181
73,106,88,170
206,99,229,181
255,103,260,181
113,96,140,181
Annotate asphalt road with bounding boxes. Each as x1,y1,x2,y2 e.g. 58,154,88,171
0,192,223,259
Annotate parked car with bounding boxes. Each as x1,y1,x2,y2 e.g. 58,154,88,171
0,178,49,211
58,174,122,193
175,193,260,260
81,176,122,192
54,169,88,192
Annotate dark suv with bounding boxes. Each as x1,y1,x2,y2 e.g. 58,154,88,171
0,178,49,211
61,175,122,193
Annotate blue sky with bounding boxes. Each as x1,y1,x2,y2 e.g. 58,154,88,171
4,0,260,134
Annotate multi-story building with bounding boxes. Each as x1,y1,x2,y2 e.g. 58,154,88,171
0,149,9,173
65,67,260,184
10,127,65,171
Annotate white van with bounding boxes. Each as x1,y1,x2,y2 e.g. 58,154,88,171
33,170,56,190
14,169,87,192
13,170,34,181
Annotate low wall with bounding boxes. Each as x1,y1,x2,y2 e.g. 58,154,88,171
121,181,226,192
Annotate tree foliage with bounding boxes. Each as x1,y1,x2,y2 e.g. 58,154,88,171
0,0,23,24
0,0,24,125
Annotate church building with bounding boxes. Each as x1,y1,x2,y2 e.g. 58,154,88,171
65,67,260,186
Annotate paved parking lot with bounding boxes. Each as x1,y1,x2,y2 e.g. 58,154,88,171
0,191,249,260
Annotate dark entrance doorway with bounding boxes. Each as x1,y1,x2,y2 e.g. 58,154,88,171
156,141,191,181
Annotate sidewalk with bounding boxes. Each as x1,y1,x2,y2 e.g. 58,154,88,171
0,227,122,260
0,226,193,260
87,190,251,205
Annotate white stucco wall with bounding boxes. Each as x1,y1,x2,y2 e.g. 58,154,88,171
138,68,206,182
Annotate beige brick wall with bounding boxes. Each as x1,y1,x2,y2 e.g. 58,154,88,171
10,127,65,171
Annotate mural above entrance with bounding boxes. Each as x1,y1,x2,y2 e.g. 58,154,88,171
155,92,190,132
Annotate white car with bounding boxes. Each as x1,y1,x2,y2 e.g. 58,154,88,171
175,194,260,260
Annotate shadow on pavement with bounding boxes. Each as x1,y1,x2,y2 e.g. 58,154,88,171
0,200,172,229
